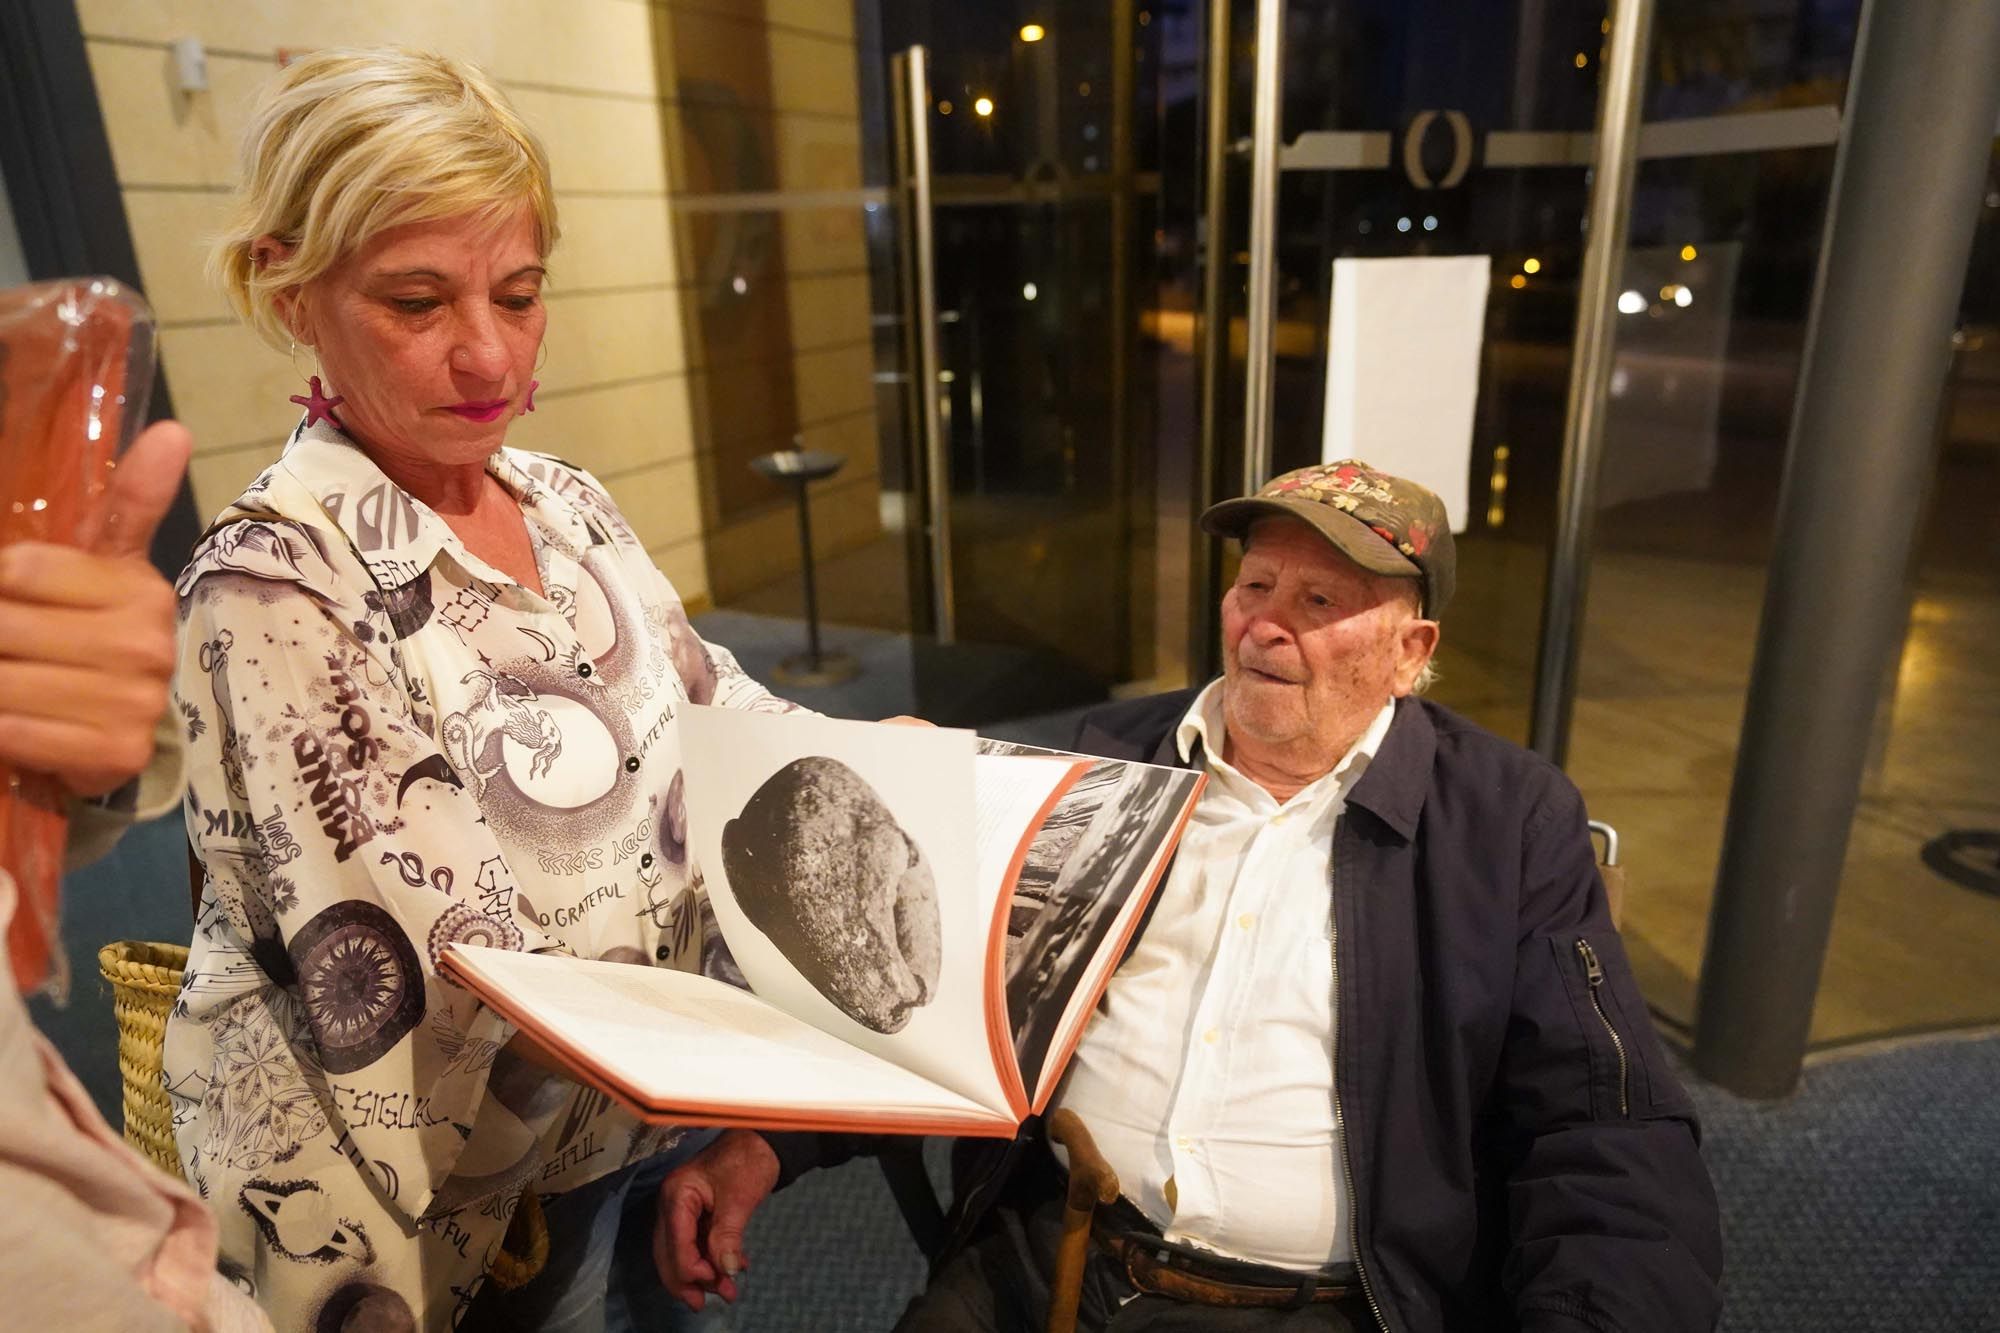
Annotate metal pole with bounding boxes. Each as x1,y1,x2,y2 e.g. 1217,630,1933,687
1188,0,1233,681
1526,0,1655,764
893,46,955,643
793,480,822,667
1693,0,2000,1099
1240,0,1285,495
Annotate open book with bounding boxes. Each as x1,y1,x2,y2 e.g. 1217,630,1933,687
440,706,1204,1136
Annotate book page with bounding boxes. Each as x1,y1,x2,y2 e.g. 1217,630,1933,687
979,739,1205,1101
678,706,1010,1116
443,947,1006,1131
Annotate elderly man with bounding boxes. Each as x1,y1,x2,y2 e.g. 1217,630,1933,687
656,461,1723,1333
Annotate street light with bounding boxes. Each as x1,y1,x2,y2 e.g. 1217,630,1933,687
974,96,995,117
1020,23,1046,42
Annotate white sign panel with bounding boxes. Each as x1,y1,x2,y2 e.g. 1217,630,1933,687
1322,255,1491,533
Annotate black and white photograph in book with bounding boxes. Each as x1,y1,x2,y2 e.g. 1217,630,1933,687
981,740,1202,1091
721,756,944,1034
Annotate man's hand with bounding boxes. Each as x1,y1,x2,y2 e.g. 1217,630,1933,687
0,420,190,797
651,1129,782,1310
879,715,935,727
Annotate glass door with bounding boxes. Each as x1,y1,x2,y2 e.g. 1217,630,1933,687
1226,0,1610,743
873,3,1194,728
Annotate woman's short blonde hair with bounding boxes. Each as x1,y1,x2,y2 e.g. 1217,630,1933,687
212,46,559,349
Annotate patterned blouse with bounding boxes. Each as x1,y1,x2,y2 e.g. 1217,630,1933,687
164,419,793,1330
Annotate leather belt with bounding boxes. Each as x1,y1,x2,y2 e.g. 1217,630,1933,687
1092,1220,1362,1310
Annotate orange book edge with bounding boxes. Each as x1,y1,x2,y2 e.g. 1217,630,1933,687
980,757,1093,1120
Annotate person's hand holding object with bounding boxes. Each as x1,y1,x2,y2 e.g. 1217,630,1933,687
0,420,190,797
652,1128,783,1310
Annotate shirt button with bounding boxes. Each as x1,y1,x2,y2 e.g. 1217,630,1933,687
1238,913,1256,930
655,944,671,961
1202,1028,1219,1045
1175,1135,1191,1148
640,852,655,868
624,755,640,772
577,662,594,678
1272,811,1290,826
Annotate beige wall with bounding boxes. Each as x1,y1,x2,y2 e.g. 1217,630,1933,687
76,0,714,604
653,1,883,606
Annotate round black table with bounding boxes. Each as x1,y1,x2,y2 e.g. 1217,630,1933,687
750,447,860,686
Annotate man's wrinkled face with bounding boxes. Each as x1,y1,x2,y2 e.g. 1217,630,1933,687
1220,517,1437,765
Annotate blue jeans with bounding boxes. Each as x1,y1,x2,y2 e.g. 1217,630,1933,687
466,1129,737,1333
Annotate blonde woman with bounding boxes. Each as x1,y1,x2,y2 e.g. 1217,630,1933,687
166,48,788,1330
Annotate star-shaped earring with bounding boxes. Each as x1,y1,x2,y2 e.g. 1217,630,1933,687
289,376,345,429
523,379,540,414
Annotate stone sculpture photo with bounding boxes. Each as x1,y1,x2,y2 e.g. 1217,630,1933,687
721,757,942,1033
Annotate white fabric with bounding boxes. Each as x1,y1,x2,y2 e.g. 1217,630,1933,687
1321,255,1489,533
1055,682,1395,1272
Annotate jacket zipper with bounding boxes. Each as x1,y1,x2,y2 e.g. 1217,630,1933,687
1331,895,1393,1332
1574,938,1629,1117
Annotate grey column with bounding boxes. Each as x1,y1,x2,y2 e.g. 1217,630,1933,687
1692,0,2000,1099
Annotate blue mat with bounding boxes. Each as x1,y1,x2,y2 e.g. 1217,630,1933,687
1692,1035,2000,1331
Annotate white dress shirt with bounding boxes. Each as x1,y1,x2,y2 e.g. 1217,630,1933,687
1055,682,1396,1272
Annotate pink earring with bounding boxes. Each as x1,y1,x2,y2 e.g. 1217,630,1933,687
523,379,540,413
289,375,345,429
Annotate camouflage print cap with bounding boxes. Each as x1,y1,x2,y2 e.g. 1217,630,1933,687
1200,460,1456,617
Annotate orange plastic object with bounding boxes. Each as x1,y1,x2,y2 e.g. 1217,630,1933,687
0,278,155,996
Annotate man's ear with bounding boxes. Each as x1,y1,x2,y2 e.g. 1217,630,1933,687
1391,616,1440,697
250,234,310,342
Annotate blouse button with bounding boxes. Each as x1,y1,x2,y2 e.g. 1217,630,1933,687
640,853,655,868
577,662,594,679
655,945,671,961
624,755,640,773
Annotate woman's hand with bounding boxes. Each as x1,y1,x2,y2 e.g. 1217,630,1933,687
651,1129,782,1310
0,420,190,797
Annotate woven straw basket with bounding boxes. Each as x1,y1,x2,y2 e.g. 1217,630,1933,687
96,939,188,1177
95,937,548,1287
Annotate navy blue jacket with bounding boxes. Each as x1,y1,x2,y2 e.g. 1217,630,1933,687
772,690,1723,1333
